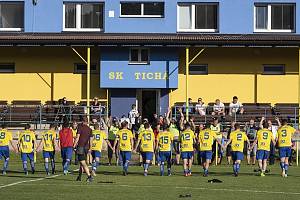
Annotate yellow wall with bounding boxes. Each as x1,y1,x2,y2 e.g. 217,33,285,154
0,47,107,103
171,47,298,105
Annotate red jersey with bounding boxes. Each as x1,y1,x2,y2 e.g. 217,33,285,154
59,128,73,148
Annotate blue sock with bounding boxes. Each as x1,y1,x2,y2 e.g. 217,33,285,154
63,160,70,171
23,161,28,172
284,164,289,174
160,163,164,175
204,168,208,174
236,164,240,173
51,160,55,172
45,162,49,173
145,163,149,171
30,161,35,171
143,163,146,170
188,169,191,174
233,164,237,173
184,169,187,174
3,158,9,171
280,162,285,170
124,161,129,172
92,161,99,171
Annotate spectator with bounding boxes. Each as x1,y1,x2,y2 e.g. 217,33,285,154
259,117,281,165
183,98,194,114
245,119,259,165
120,115,130,127
128,104,139,130
212,99,225,116
195,98,206,116
91,97,104,118
73,117,93,182
229,96,244,116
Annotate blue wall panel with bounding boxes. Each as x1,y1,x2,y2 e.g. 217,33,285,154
100,47,179,89
110,89,136,118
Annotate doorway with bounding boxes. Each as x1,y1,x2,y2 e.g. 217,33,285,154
137,90,160,123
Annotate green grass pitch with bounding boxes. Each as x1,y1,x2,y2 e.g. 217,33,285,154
0,153,300,200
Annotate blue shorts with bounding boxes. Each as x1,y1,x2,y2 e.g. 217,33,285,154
91,150,101,159
120,151,131,162
200,151,213,160
159,151,171,163
141,152,153,161
21,152,34,162
256,150,270,160
231,151,244,161
279,147,292,158
43,151,55,159
0,146,9,160
61,147,73,161
181,151,194,160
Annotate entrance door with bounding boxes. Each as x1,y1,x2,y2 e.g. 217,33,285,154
141,90,159,123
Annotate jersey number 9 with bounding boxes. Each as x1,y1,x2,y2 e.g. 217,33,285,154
0,132,5,139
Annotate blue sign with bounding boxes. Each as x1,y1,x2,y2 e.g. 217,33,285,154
100,60,178,88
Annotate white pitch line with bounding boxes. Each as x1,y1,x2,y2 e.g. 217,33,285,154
0,174,60,189
16,183,300,196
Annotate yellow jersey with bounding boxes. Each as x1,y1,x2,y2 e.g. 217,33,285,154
169,125,180,138
71,128,77,138
157,131,173,152
18,130,36,153
0,129,13,147
256,129,273,151
210,124,222,139
180,129,195,152
116,129,133,151
91,130,107,152
277,125,296,147
108,126,119,140
230,130,248,152
41,130,56,151
138,129,155,152
199,129,217,151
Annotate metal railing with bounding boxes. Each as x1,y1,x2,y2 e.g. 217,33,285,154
0,105,107,128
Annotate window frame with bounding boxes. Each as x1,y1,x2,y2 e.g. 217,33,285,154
63,3,104,32
0,2,24,31
74,63,98,74
177,3,219,33
254,3,296,33
189,64,208,75
129,48,150,65
262,64,285,75
120,2,165,18
0,63,15,73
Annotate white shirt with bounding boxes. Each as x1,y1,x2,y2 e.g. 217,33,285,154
213,102,225,112
128,109,139,124
195,103,206,115
268,125,278,139
229,101,243,113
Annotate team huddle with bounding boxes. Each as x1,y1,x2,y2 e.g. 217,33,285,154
0,117,297,180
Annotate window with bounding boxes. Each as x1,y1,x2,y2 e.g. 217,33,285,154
189,64,208,75
0,2,24,31
254,4,295,32
120,2,164,17
129,48,150,64
74,63,98,74
262,65,285,75
0,63,15,73
178,4,218,32
63,3,104,31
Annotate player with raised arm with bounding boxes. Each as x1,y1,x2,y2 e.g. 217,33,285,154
224,123,249,177
37,124,57,175
134,122,155,176
156,123,173,176
277,119,296,177
0,124,16,175
113,121,134,176
180,122,196,177
251,122,275,176
18,124,36,175
199,123,221,177
91,123,113,176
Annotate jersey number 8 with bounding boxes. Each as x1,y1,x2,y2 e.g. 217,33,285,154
0,132,5,139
